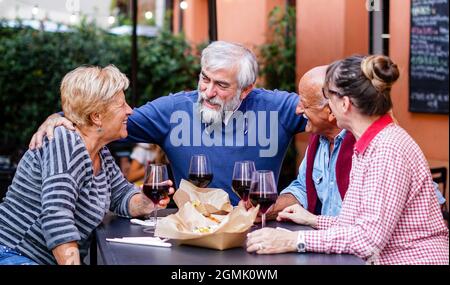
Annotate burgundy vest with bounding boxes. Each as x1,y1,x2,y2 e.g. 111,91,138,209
305,132,355,214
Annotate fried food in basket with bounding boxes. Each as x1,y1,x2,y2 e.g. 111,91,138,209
206,215,221,223
193,225,218,234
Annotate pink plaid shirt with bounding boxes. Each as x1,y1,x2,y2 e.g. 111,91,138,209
304,114,449,265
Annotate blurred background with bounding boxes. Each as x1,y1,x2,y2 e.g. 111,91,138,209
0,0,448,213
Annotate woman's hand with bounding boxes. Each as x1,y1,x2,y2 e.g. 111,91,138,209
52,241,80,265
129,180,175,218
276,204,318,227
149,180,175,209
246,228,297,254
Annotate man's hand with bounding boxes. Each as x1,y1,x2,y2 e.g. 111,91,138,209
277,204,318,228
238,199,265,223
129,180,175,217
29,113,75,149
253,193,299,223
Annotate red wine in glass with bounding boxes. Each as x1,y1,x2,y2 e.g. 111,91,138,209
232,179,252,202
232,161,255,202
143,183,170,205
249,170,278,228
249,192,278,214
188,155,212,188
188,173,213,188
142,163,169,235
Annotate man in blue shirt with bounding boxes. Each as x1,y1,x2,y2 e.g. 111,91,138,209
29,41,307,206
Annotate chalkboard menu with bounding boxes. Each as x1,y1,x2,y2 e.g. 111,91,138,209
409,0,449,114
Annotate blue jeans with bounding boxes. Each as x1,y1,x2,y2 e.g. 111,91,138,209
0,245,38,265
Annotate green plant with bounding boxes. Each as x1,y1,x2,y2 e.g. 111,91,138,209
0,19,199,150
259,5,296,92
258,5,298,189
137,29,200,105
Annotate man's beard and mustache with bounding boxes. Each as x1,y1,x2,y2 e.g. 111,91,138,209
197,86,242,125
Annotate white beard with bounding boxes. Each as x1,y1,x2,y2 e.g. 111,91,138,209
197,88,242,125
199,104,223,125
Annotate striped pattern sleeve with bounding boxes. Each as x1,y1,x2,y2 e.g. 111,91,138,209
104,150,140,218
39,128,82,250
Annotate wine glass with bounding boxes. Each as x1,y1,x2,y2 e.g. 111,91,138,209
232,161,255,202
188,154,213,188
142,163,169,234
249,170,278,228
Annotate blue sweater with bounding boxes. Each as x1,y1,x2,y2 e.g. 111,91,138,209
126,88,306,205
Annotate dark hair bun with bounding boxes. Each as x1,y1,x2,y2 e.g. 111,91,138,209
361,55,400,92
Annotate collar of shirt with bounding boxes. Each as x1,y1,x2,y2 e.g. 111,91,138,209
354,114,393,155
204,100,244,133
223,100,243,126
319,129,347,146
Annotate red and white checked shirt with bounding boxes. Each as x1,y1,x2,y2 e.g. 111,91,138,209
303,114,449,265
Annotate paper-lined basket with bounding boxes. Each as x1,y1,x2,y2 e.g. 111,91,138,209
172,179,233,215
155,179,258,250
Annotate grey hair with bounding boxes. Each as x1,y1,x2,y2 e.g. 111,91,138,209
201,41,258,89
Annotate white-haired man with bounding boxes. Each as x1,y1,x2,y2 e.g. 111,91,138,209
30,41,307,205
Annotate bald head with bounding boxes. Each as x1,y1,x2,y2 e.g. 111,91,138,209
298,66,327,106
296,65,341,137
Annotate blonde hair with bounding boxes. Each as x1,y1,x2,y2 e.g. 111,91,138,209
60,65,129,127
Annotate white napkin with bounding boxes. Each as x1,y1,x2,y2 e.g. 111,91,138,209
106,237,172,248
276,227,293,232
130,218,162,227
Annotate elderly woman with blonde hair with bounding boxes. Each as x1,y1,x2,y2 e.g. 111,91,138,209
0,65,174,265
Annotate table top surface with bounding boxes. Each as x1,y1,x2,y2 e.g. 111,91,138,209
95,209,365,265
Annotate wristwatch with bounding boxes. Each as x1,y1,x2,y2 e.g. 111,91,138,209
296,231,306,253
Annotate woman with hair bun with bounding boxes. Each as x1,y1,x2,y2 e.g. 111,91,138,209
246,55,448,265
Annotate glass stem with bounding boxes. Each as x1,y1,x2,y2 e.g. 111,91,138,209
261,213,266,228
153,208,158,228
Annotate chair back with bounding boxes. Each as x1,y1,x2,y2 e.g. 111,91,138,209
431,167,448,226
0,169,15,201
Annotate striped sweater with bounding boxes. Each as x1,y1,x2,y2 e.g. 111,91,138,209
0,127,140,264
